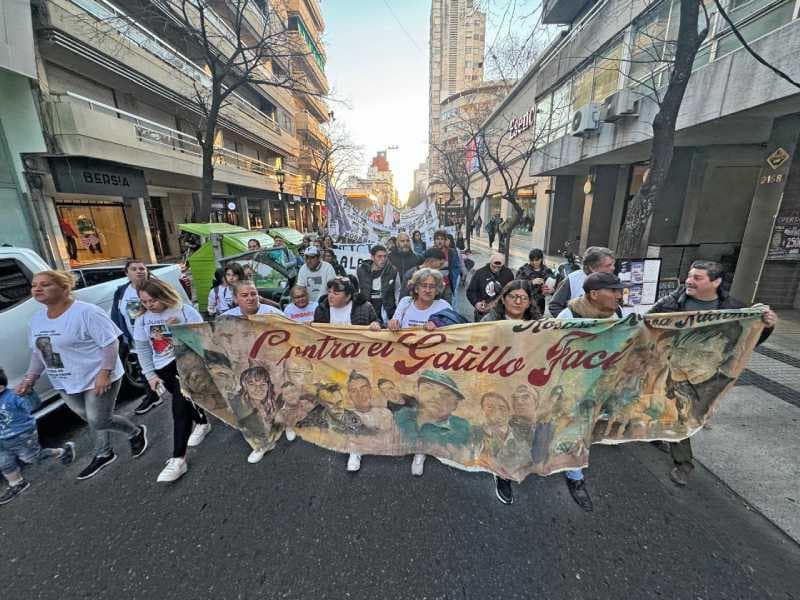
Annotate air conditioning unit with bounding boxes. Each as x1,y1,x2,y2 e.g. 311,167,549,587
570,103,600,137
600,89,639,123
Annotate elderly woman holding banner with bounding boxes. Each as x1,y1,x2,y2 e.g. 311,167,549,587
388,268,453,476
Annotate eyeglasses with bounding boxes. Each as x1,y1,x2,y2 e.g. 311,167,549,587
417,283,438,290
506,294,530,303
491,262,503,267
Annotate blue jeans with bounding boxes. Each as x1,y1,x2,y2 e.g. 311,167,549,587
0,430,58,475
565,469,584,481
60,378,138,457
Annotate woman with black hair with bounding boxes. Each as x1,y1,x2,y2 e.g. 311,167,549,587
313,276,381,327
481,279,540,504
411,230,426,256
207,263,245,317
516,249,555,315
322,248,347,277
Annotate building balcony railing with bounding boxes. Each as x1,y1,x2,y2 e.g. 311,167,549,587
50,91,300,187
61,0,284,136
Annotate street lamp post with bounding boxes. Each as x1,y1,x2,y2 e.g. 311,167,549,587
275,167,286,227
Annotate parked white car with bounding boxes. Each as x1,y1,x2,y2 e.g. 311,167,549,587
0,247,188,418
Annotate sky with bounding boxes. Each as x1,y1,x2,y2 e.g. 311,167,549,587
321,1,431,205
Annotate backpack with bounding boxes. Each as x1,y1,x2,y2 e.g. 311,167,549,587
429,308,470,327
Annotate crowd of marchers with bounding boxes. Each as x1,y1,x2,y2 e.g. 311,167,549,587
0,228,777,512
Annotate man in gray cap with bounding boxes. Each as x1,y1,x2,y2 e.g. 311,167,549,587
553,272,624,512
297,245,336,303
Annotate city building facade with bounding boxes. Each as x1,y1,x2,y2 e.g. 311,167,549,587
428,0,486,201
342,150,398,211
4,0,328,268
478,0,800,307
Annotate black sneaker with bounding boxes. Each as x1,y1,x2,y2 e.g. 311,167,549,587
494,476,514,504
60,442,76,465
130,425,148,458
0,480,31,505
134,394,163,415
76,452,117,480
565,477,594,512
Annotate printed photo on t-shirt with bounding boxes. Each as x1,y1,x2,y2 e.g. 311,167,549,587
125,299,143,322
149,324,174,357
35,336,64,368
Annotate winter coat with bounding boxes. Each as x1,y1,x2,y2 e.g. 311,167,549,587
388,249,421,280
467,264,515,308
110,282,134,345
648,287,772,346
355,259,398,320
313,295,378,326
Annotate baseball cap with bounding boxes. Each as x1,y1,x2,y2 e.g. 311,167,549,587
417,369,464,400
583,272,625,292
304,246,320,257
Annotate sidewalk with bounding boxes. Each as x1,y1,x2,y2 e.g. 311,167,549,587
459,244,800,542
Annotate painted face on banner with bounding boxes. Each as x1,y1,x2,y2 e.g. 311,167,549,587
511,385,539,420
417,381,460,423
669,332,729,384
348,377,373,412
482,394,511,429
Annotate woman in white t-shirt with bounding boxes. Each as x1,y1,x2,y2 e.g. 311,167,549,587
388,268,453,477
283,286,318,323
17,271,147,481
207,263,244,317
134,279,207,483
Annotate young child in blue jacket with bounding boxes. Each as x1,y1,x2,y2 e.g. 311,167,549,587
1,367,75,505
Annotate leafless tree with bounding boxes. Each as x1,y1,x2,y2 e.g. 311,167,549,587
616,0,709,256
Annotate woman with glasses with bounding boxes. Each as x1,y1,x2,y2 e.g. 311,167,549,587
387,268,453,476
480,280,540,504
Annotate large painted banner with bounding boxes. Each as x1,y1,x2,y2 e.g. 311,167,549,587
172,309,765,482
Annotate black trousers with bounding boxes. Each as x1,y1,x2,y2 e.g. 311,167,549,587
155,361,207,458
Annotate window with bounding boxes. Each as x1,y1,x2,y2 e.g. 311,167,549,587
550,81,572,141
716,0,795,56
592,42,622,103
0,259,31,312
627,1,673,91
571,67,593,109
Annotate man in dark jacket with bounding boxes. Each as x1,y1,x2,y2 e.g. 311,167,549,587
648,260,777,486
110,260,160,415
467,253,515,322
356,244,398,324
388,232,421,284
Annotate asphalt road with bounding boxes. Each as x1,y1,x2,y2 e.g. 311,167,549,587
2,392,799,600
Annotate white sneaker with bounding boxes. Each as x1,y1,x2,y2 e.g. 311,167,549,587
247,447,268,464
411,454,426,476
157,458,187,483
347,453,362,472
285,428,296,442
187,423,211,447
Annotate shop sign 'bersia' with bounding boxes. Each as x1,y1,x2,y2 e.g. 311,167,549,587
172,309,765,482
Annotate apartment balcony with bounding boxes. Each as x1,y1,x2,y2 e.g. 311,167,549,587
288,18,329,94
46,91,294,192
295,110,327,144
42,0,298,157
285,0,326,60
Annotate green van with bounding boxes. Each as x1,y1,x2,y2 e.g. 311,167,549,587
178,223,293,312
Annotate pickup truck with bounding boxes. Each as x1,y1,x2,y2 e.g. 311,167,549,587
0,246,188,418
